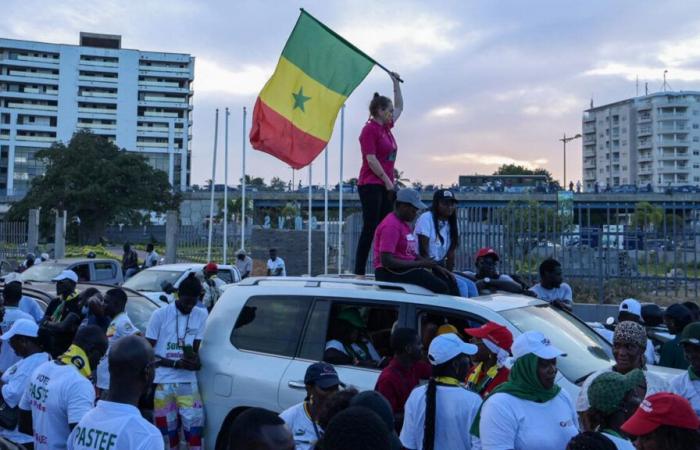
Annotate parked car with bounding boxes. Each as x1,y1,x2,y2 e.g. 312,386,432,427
20,258,123,285
123,263,241,304
0,282,161,333
198,277,682,449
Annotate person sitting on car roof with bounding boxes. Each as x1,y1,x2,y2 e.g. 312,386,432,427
324,308,381,367
528,258,573,311
461,248,527,294
39,270,84,358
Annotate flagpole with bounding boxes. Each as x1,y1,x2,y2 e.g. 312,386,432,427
207,108,219,262
223,107,229,264
324,146,328,275
308,163,312,275
241,106,247,252
337,105,345,274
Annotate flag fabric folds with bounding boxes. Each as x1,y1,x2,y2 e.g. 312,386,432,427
250,10,374,169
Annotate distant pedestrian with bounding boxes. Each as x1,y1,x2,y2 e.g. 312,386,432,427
375,328,430,430
529,258,573,310
670,322,700,416
0,319,50,447
621,393,700,450
143,243,160,269
68,335,163,450
202,262,225,310
279,362,343,450
659,303,694,370
593,298,656,365
18,325,108,449
569,181,574,192
354,72,403,277
236,249,253,279
0,282,35,372
266,249,286,276
122,243,139,279
400,333,482,450
474,331,579,450
463,322,513,398
576,181,582,193
463,247,525,294
323,406,392,450
227,408,294,450
146,273,207,450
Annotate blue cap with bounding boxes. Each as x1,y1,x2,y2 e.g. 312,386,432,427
304,362,343,389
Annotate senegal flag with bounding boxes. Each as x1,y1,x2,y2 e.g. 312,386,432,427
250,10,375,169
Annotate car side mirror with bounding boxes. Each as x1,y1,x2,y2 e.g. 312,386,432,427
159,295,170,304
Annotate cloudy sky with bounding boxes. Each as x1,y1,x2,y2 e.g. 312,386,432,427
4,0,700,187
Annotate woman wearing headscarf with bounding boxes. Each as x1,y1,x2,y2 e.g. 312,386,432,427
463,322,513,398
586,370,644,449
473,330,579,450
577,321,668,427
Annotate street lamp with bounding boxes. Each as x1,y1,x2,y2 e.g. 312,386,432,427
560,133,582,188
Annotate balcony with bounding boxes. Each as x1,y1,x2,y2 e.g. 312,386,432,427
6,102,57,111
14,54,59,64
638,114,651,122
638,167,653,175
7,70,58,80
638,153,653,162
78,75,117,83
657,112,688,119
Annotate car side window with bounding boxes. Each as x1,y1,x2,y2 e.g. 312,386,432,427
417,308,486,350
93,262,117,281
231,296,312,357
217,270,233,284
72,264,90,282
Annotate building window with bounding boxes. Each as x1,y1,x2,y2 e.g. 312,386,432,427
694,124,700,129
694,137,700,142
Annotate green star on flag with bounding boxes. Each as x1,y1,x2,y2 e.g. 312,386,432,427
292,87,311,112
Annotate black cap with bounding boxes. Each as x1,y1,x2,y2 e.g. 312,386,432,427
304,362,343,389
433,189,457,202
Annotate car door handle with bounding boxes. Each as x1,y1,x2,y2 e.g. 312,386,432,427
288,380,306,390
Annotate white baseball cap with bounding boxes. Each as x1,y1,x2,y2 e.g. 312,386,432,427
619,298,643,319
52,270,78,283
428,333,478,366
512,330,566,360
1,319,38,340
2,272,22,285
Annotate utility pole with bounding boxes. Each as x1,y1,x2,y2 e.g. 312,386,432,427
560,133,582,187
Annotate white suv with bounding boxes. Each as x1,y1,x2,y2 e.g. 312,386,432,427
198,277,680,449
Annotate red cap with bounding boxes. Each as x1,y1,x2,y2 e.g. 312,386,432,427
464,322,513,351
621,393,700,437
475,247,499,262
204,262,218,273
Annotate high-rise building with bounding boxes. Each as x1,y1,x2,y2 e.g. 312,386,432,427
582,91,700,192
0,32,194,196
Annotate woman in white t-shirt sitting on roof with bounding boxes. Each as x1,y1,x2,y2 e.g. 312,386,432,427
415,189,477,297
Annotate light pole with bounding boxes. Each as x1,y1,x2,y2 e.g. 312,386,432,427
560,133,581,188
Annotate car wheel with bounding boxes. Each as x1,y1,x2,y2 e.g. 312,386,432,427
215,406,250,450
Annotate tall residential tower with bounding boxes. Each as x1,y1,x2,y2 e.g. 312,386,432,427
0,32,194,196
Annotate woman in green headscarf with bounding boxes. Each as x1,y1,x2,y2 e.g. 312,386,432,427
472,330,579,450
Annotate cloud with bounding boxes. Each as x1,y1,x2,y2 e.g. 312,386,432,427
426,106,459,118
584,63,700,82
431,152,548,169
492,87,582,117
195,59,273,96
659,32,700,67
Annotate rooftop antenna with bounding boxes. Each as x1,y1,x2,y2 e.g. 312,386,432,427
590,97,594,109
662,70,672,92
645,82,648,96
636,75,639,97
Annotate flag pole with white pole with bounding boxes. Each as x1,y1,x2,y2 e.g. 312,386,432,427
337,105,345,274
308,163,313,275
223,107,229,264
324,146,328,274
206,108,219,261
241,106,247,252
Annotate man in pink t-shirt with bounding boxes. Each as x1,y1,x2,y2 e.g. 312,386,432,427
373,189,458,295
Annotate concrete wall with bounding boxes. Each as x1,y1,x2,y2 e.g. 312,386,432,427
250,228,327,276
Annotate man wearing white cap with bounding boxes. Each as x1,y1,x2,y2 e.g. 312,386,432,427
235,249,253,280
40,270,83,357
0,282,34,372
2,272,44,322
594,298,656,365
0,319,50,446
400,333,482,450
473,330,579,450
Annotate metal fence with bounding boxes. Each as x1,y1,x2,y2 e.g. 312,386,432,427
340,202,700,304
0,221,28,270
176,221,252,264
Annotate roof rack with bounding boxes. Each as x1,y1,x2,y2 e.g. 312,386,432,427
236,276,437,296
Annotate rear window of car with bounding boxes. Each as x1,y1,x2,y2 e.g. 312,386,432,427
123,270,182,292
231,296,312,357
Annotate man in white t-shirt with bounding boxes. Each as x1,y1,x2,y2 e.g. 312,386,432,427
594,298,656,365
528,258,573,310
0,319,51,447
18,326,108,450
1,273,43,322
266,248,286,276
146,273,207,450
235,249,253,279
0,282,35,372
95,288,140,393
143,243,160,269
68,335,163,450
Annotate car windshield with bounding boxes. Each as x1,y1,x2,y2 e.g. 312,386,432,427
126,296,160,332
123,270,182,292
501,305,613,384
20,263,67,282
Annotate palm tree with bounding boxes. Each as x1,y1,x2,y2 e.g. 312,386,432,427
394,169,410,188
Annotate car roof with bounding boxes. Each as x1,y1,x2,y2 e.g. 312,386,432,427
234,276,545,313
141,263,236,272
17,281,159,304
42,258,119,264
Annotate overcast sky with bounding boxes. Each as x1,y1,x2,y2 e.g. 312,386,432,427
4,0,700,187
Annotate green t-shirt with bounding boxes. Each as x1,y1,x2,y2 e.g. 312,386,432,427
659,335,687,370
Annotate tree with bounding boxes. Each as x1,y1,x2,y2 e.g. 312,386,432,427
8,131,179,243
269,176,286,191
394,169,410,188
241,175,266,188
631,202,663,232
494,164,553,181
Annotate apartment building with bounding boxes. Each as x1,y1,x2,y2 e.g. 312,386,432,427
0,32,194,196
582,91,700,192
